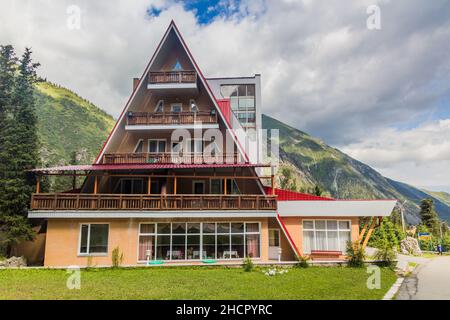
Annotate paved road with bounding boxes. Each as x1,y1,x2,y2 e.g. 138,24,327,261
397,256,450,300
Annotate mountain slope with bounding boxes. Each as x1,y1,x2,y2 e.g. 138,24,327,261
423,190,450,206
34,81,115,166
262,114,450,224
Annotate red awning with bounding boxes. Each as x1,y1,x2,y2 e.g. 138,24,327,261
30,163,271,173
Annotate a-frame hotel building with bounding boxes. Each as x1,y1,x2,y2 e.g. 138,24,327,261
28,22,396,266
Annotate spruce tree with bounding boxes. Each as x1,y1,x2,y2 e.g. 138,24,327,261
0,47,39,256
419,198,440,236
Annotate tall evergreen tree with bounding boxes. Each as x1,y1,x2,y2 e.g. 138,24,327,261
0,46,39,256
419,198,441,236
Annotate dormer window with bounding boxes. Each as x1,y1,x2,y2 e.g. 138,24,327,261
190,99,198,113
154,100,164,113
134,139,144,153
173,60,183,71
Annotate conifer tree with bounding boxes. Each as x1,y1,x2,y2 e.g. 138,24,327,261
0,46,39,256
419,198,441,236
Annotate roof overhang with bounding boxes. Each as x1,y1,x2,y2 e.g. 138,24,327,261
277,200,397,217
28,210,277,219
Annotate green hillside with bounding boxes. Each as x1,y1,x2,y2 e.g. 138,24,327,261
262,114,450,224
423,190,450,206
35,81,115,166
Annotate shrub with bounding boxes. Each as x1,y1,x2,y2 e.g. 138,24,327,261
112,247,123,268
294,255,310,268
346,241,366,268
242,257,254,272
374,242,396,268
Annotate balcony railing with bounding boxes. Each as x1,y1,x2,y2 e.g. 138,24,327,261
102,152,242,165
149,71,197,84
126,111,218,126
30,194,277,211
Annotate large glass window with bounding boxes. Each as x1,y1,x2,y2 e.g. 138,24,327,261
302,220,351,253
79,224,109,255
138,222,260,262
220,84,256,128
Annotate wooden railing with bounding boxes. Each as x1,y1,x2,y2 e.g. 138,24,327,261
127,111,217,125
149,71,197,84
30,194,277,211
102,152,242,165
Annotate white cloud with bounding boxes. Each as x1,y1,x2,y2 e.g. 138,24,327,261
342,120,450,188
1,0,449,189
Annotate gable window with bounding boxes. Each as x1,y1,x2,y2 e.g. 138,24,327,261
302,220,351,254
148,139,166,153
190,99,198,113
171,103,182,113
173,60,183,71
154,100,164,113
134,139,144,153
79,224,109,255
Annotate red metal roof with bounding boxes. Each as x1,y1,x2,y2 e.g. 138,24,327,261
264,187,335,201
31,163,271,173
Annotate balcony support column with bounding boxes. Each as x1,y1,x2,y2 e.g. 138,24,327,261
174,176,177,195
147,176,152,194
35,175,40,194
224,178,227,195
94,176,98,194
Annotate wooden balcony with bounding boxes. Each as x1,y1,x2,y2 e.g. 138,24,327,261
148,71,197,84
126,111,218,126
102,152,242,165
30,194,277,211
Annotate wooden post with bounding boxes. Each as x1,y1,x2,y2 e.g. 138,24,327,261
36,175,41,194
224,178,227,195
358,218,370,243
93,176,98,194
362,217,378,249
147,176,152,194
271,175,275,195
174,176,177,195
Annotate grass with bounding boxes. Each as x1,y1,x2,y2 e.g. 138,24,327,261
0,266,397,300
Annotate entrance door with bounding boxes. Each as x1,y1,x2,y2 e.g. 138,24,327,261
269,229,280,260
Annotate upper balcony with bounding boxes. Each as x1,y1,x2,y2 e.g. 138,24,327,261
102,152,243,165
147,71,198,92
125,111,219,130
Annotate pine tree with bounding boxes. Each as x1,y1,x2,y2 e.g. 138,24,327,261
0,47,39,256
419,198,441,236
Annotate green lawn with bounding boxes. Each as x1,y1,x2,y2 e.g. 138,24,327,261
0,266,397,300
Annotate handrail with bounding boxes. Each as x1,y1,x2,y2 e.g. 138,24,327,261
148,71,197,84
102,152,242,165
30,193,277,211
126,111,218,125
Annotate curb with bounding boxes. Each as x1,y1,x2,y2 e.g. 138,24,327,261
383,277,404,300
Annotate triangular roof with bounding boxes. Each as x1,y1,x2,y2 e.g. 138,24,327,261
94,20,248,164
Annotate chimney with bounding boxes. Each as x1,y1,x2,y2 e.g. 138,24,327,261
133,78,140,90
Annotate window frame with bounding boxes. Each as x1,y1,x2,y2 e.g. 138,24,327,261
78,223,110,256
154,100,164,113
302,219,352,253
136,222,261,263
148,139,166,153
170,103,183,113
133,139,144,153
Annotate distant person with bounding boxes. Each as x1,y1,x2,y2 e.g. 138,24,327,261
437,244,443,256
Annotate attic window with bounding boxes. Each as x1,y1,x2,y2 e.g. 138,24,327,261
154,100,164,113
172,60,183,71
190,99,198,112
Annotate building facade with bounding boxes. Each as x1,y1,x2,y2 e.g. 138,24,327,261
28,21,396,267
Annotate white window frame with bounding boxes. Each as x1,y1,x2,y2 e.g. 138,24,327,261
136,222,261,263
133,139,144,153
154,100,164,112
170,103,183,113
302,219,352,253
268,228,280,247
148,139,166,153
78,223,110,256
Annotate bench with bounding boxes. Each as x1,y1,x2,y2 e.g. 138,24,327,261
310,250,342,261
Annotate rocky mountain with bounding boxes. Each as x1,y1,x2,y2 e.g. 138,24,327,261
262,114,450,224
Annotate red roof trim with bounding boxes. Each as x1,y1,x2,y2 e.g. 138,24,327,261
264,187,335,201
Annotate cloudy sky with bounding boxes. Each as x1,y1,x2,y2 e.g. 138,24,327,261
1,0,449,192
